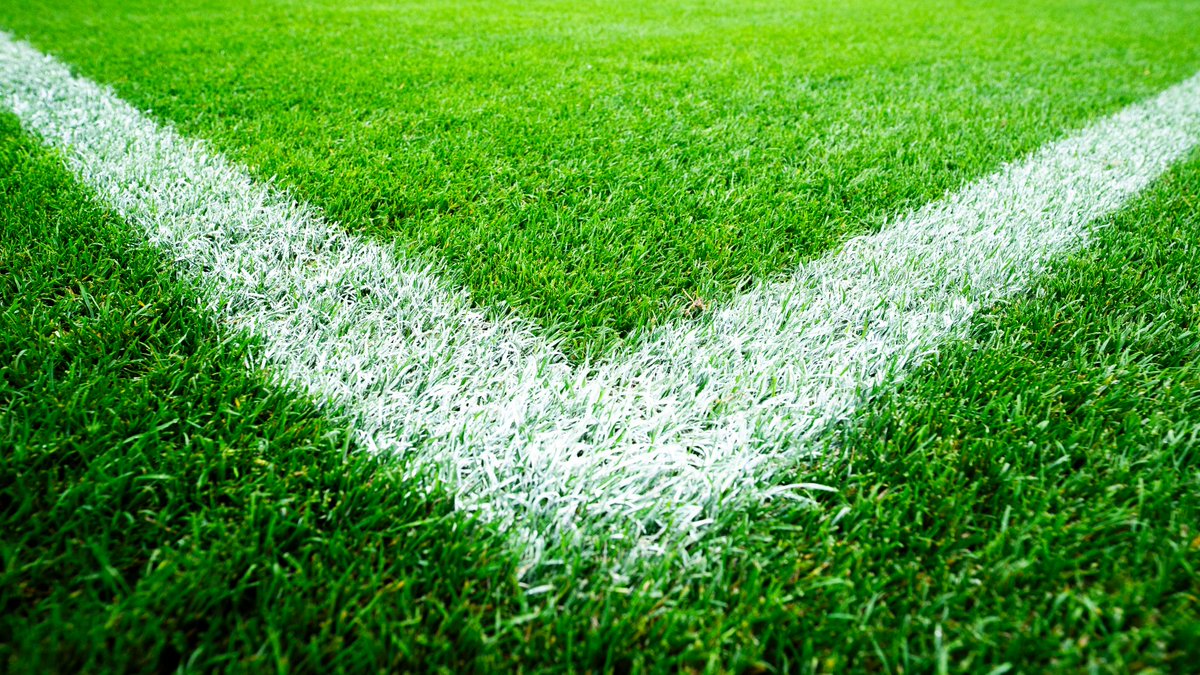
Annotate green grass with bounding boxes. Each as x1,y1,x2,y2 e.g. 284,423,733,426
0,116,529,672
3,111,1199,671
3,0,1200,356
4,1,1200,671
487,153,1200,673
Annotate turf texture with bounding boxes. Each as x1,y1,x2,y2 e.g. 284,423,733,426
3,115,1199,672
3,0,1200,671
3,0,1200,356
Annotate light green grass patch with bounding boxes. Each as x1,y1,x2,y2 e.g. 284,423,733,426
4,0,1200,356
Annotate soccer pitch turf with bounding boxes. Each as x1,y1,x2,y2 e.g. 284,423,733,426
3,1,1200,672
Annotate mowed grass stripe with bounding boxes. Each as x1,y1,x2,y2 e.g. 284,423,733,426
4,1,1200,356
4,34,1200,566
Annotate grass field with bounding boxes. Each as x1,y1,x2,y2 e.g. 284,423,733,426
3,0,1200,672
5,0,1200,357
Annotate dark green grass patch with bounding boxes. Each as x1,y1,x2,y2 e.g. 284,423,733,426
0,117,533,672
4,0,1200,356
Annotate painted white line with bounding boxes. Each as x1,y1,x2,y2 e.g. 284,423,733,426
3,33,1200,567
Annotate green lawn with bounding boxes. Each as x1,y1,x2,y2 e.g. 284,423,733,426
4,113,1199,672
0,115,528,672
3,0,1200,356
3,1,1200,672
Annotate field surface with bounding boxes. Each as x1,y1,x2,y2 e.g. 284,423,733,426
2,0,1200,672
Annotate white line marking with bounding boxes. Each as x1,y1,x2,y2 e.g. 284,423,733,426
3,33,1200,567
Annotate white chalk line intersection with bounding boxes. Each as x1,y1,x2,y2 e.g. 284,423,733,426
3,32,1200,568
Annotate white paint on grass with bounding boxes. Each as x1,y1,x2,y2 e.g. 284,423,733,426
3,33,1200,567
